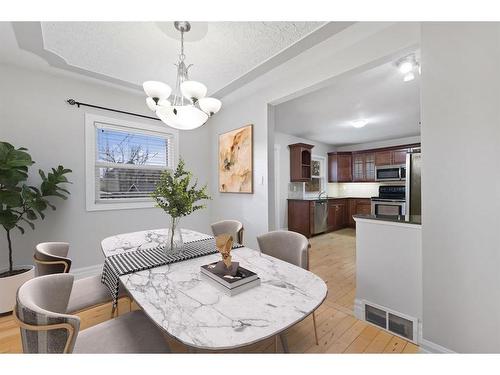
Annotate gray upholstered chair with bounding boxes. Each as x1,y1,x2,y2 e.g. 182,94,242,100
257,230,319,347
211,220,244,244
14,274,171,354
34,242,127,314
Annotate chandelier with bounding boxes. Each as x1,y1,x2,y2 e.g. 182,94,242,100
143,21,222,130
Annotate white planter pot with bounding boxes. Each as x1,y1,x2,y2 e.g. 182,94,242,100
0,265,35,314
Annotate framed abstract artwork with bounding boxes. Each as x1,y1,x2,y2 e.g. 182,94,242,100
218,124,253,193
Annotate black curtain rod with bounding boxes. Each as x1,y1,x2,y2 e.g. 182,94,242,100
66,99,160,121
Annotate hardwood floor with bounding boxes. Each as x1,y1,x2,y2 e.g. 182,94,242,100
0,228,419,354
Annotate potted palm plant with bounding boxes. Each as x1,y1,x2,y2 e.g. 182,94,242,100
0,141,71,313
151,158,210,254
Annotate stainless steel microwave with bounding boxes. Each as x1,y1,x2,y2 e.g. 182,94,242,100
375,165,406,181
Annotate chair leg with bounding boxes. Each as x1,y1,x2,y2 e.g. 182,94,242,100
312,312,319,345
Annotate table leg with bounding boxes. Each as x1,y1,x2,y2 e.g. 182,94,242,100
279,333,289,353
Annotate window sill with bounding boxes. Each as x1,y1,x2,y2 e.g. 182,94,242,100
86,199,157,212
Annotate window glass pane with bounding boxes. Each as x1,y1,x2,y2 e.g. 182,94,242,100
97,127,168,167
97,167,162,200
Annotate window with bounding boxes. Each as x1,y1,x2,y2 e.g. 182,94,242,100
85,114,178,211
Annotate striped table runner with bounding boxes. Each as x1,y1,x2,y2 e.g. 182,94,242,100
101,237,243,307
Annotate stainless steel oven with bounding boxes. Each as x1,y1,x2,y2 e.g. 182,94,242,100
371,199,406,216
375,165,406,181
371,186,406,216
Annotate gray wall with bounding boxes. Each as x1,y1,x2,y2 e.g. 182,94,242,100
0,63,211,270
209,94,270,250
421,23,500,352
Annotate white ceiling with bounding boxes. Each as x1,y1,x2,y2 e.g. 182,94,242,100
275,58,421,146
2,21,339,96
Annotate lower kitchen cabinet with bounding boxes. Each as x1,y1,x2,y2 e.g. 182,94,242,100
288,197,372,237
348,198,372,228
328,199,347,231
287,200,313,237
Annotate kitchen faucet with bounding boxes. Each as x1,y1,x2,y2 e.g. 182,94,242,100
318,191,327,200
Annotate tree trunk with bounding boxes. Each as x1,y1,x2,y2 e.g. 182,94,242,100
6,228,13,274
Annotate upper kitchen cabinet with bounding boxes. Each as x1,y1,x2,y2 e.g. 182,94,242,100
375,148,409,166
328,152,352,182
289,143,314,182
392,149,408,164
352,152,375,182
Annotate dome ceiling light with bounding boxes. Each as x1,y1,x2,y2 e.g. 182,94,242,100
351,120,368,128
143,21,222,130
396,54,420,82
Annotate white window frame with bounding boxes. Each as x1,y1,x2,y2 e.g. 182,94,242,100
85,113,179,211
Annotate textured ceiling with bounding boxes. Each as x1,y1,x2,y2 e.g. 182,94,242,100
275,58,421,146
37,22,324,95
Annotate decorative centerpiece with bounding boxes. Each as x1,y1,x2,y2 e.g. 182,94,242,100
0,141,71,313
151,158,210,255
213,234,239,275
200,234,260,296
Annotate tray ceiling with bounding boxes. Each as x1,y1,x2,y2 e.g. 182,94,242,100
10,21,331,95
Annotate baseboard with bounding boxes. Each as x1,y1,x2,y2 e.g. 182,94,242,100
419,339,455,353
70,264,102,280
354,298,364,320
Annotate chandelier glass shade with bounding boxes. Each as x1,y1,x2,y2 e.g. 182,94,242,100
143,21,221,130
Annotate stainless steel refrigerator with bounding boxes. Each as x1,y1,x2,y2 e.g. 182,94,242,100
405,152,421,217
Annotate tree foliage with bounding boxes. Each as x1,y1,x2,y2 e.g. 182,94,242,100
151,159,211,219
0,141,72,275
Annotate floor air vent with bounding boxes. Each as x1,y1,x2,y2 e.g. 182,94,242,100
364,302,416,342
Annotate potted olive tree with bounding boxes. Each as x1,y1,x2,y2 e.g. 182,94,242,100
0,141,71,313
151,159,210,254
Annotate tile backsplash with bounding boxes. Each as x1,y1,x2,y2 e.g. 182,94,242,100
328,182,382,198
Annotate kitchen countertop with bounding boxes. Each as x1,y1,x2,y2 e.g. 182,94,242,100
287,197,371,201
353,214,422,225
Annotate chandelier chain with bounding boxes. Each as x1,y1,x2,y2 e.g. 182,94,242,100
179,29,185,61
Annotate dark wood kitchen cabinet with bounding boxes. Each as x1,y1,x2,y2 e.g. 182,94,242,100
352,152,375,182
375,148,408,166
287,200,313,237
328,199,347,231
289,198,372,236
392,149,408,164
347,198,372,228
289,143,314,182
328,152,352,182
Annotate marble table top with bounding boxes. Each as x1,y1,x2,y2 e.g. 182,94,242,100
101,229,327,350
101,228,213,257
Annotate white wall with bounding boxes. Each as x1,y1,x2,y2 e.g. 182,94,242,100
421,23,500,352
0,63,212,270
209,22,420,246
354,219,422,326
274,132,333,229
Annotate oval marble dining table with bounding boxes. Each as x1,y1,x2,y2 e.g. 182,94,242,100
101,228,327,351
